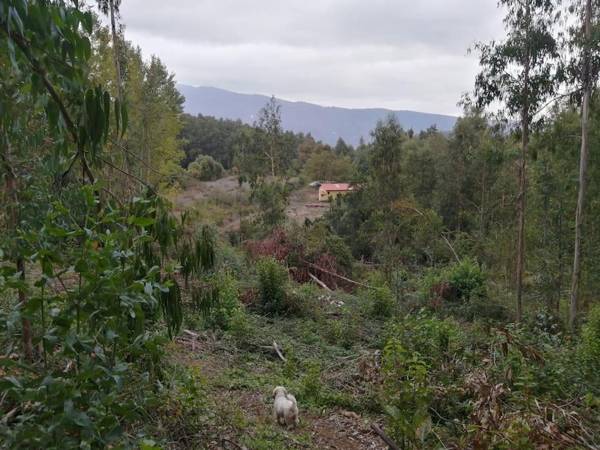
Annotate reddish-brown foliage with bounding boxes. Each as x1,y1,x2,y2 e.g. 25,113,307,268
244,229,352,290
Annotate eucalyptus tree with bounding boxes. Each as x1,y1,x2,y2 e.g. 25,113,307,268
569,0,600,329
474,0,562,321
255,96,285,178
0,1,185,444
96,0,123,103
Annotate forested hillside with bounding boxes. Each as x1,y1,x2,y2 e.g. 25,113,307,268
178,84,458,146
2,1,600,449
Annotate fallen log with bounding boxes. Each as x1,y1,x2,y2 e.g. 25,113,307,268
258,341,287,362
309,272,332,291
303,260,374,289
370,423,400,450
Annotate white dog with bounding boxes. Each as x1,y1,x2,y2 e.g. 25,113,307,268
272,386,299,428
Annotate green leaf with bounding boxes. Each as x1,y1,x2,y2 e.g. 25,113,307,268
130,216,155,227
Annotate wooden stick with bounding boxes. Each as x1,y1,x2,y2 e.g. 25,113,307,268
183,329,200,339
308,273,332,291
303,260,374,289
370,423,401,450
272,341,287,362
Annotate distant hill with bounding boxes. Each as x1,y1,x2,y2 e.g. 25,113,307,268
177,84,457,146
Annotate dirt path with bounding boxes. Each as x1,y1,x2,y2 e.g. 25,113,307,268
286,187,329,224
174,176,329,227
174,176,248,212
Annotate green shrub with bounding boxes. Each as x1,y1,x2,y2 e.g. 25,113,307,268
458,298,511,324
195,272,242,330
386,311,460,366
250,181,290,230
421,258,486,304
322,310,361,349
448,258,486,301
187,154,224,181
361,272,395,318
300,360,323,405
580,305,600,376
285,284,320,318
381,335,432,447
228,308,252,343
256,257,288,315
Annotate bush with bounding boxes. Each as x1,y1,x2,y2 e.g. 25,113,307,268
422,258,486,304
361,272,395,318
256,257,288,315
195,272,242,330
381,335,432,447
286,284,320,318
386,311,460,366
448,258,486,301
322,309,361,349
250,181,290,231
300,361,323,405
580,305,600,376
187,154,224,181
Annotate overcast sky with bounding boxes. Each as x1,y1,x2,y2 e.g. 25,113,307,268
117,0,506,116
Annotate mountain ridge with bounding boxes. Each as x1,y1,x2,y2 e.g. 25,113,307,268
178,84,457,146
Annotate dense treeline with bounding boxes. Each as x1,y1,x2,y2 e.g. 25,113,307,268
180,108,356,182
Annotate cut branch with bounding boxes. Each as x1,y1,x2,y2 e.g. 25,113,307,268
308,273,331,291
303,260,374,289
370,423,400,450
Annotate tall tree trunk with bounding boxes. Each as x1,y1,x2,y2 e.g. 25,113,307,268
515,110,528,323
1,146,33,360
109,0,123,103
569,0,592,330
557,200,564,314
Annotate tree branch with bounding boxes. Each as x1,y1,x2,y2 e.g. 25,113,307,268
98,156,156,194
1,25,95,184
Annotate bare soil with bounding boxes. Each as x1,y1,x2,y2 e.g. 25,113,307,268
174,176,329,227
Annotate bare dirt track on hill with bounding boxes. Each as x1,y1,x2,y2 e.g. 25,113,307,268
174,176,329,227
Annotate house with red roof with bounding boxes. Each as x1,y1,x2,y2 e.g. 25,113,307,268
318,183,353,202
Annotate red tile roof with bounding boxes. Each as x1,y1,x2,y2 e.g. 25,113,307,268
319,183,352,192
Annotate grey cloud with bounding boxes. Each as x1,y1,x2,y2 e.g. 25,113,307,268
117,0,505,115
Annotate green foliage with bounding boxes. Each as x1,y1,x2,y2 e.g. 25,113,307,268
422,258,486,303
302,222,354,273
250,180,290,231
448,258,486,301
360,272,395,318
285,284,321,318
179,225,216,285
300,360,323,404
387,312,459,366
322,308,361,349
0,188,182,448
187,154,225,181
256,257,288,315
180,113,252,169
161,276,184,338
195,272,243,331
381,335,432,448
580,305,600,375
303,149,355,182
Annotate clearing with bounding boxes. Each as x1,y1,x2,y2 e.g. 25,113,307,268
173,176,329,227
161,291,389,450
